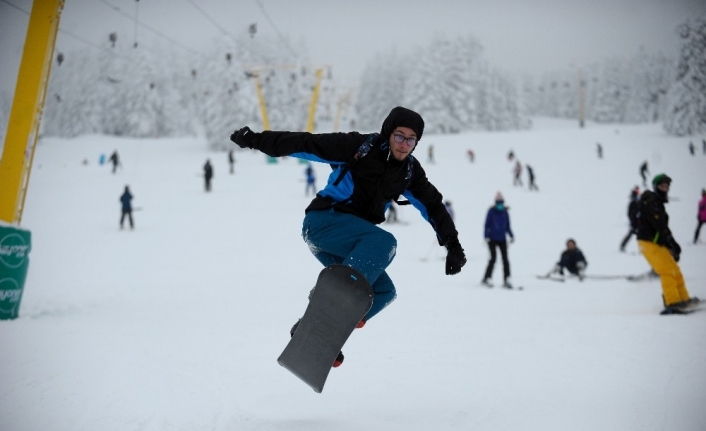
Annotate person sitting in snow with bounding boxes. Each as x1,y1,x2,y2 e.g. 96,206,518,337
546,238,587,280
230,106,466,367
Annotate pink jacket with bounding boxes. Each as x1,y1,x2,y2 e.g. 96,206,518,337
699,196,706,222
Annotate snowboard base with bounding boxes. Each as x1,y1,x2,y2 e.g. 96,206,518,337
277,265,372,393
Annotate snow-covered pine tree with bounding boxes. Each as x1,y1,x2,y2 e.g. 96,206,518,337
623,49,674,124
355,50,406,133
663,15,706,136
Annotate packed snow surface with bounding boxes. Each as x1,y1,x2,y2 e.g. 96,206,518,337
2,118,705,431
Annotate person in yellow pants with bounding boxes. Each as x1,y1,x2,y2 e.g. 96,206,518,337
637,173,700,314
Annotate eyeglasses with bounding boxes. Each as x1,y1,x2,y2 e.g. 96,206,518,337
392,134,417,146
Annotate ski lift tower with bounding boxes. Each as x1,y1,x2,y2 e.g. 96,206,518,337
244,64,329,132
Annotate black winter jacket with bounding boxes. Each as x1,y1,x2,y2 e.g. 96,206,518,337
253,131,458,245
637,190,673,246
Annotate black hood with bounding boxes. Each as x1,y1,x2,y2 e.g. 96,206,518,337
380,107,425,142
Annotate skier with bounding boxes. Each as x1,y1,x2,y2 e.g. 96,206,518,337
620,187,640,252
526,164,538,191
427,144,434,164
108,150,120,174
512,160,522,186
596,143,603,159
481,192,514,288
203,159,213,192
228,150,235,174
119,185,134,230
467,149,474,163
305,163,316,196
689,142,695,155
637,174,699,314
231,106,466,367
546,239,587,280
639,160,649,187
694,189,706,244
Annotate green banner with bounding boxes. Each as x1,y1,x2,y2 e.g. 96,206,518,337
0,224,31,320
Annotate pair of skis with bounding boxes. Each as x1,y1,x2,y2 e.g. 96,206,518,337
536,270,658,282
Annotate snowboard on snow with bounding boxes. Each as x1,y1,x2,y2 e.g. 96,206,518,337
277,264,373,393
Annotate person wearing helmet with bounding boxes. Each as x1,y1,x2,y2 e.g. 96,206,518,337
637,174,699,315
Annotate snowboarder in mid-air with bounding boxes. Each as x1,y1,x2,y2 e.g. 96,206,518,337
231,107,466,372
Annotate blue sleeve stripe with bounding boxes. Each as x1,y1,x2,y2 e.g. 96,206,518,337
290,152,345,165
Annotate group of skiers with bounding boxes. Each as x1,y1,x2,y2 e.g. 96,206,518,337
229,106,703,343
507,152,538,191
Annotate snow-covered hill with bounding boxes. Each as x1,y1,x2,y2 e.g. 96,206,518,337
2,118,705,431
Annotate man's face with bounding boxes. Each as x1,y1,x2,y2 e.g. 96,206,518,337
567,241,576,250
656,182,670,194
388,127,417,161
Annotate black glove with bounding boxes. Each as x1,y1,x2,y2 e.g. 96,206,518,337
230,126,258,149
445,237,467,275
668,237,681,262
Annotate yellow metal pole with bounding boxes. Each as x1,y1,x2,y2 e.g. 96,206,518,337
253,72,270,131
305,68,323,133
0,0,64,224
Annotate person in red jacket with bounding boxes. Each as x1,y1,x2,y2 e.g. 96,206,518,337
694,189,706,244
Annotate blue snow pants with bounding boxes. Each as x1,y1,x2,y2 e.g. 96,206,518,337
302,208,397,320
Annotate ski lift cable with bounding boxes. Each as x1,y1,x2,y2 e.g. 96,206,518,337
183,0,238,40
0,0,105,52
98,0,205,58
133,0,139,47
0,0,24,14
251,0,298,58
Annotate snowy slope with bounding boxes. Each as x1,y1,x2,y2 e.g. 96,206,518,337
1,118,706,431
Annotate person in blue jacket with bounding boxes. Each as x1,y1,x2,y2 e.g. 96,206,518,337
231,106,466,367
482,192,514,288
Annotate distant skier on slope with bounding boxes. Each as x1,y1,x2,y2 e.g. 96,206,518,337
620,186,640,252
203,159,213,192
637,174,700,315
119,185,134,230
639,160,649,188
695,189,706,244
230,106,466,367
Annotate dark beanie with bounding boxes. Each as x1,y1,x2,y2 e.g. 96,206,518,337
380,107,425,142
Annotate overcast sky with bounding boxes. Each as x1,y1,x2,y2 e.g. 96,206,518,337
2,0,705,97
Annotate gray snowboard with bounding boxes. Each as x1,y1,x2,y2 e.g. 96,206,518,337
277,265,373,393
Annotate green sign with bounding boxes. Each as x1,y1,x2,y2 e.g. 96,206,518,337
0,225,31,320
